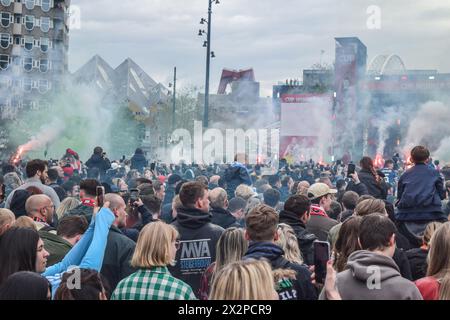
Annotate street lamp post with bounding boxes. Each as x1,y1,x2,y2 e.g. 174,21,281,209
172,66,177,131
199,0,220,129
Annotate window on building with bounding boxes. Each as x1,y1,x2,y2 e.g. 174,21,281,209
38,79,49,93
40,17,50,32
25,15,34,31
23,57,33,72
41,0,51,12
1,0,12,7
15,15,21,24
39,59,48,73
24,36,33,51
0,54,9,70
23,79,32,92
1,12,11,28
25,0,35,10
14,36,21,45
0,33,11,49
40,37,49,52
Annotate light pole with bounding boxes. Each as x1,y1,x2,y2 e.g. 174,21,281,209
168,67,177,132
199,0,220,128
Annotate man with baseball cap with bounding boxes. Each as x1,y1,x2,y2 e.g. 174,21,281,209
306,183,338,241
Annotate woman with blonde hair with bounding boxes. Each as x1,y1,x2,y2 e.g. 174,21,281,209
276,223,303,265
209,259,278,300
111,221,196,300
416,222,450,300
56,197,81,219
0,208,15,236
199,227,248,299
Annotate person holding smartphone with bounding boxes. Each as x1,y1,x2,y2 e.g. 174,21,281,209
344,164,369,196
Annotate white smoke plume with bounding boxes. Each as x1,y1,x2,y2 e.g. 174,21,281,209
403,101,450,162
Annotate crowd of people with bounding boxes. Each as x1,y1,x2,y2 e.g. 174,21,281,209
0,144,450,300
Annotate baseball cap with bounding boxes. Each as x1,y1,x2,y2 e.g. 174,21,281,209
307,183,337,200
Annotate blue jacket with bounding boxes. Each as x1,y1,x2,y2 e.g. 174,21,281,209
130,153,147,173
43,207,115,297
395,163,446,221
224,162,252,199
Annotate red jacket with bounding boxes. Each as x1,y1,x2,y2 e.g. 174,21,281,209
415,276,439,300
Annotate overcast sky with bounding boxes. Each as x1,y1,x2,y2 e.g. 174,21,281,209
69,0,450,96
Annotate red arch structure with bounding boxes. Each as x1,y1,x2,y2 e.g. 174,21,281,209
217,68,255,94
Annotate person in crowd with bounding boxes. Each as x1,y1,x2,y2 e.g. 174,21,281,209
268,175,282,192
65,179,100,223
39,215,89,266
169,181,224,296
296,181,310,197
415,222,450,300
111,221,196,300
345,171,369,196
0,204,115,297
161,174,182,220
227,197,247,227
46,168,66,202
396,146,447,247
54,269,108,300
0,208,15,236
55,197,81,220
320,214,422,300
199,227,248,300
276,223,303,265
0,271,51,300
25,194,56,230
279,176,294,203
209,188,240,229
61,181,80,199
407,221,442,281
208,175,221,190
3,171,23,199
152,181,166,203
279,195,317,266
100,193,136,292
130,148,147,174
263,188,283,212
306,183,338,241
209,259,278,300
358,157,388,199
85,147,111,181
338,191,359,222
5,159,60,210
328,201,342,221
243,204,317,300
223,153,252,199
171,195,182,221
333,216,362,272
235,184,257,202
13,216,36,230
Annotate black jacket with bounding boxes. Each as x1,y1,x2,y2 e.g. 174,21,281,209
101,225,136,292
169,207,224,297
358,169,388,199
279,210,317,266
345,180,369,196
406,247,428,281
244,242,317,300
85,154,111,180
130,153,147,173
393,248,413,281
210,206,240,229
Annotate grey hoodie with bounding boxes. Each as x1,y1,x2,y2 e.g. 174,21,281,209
321,250,422,300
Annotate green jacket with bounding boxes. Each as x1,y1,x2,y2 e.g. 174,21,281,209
39,229,73,267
